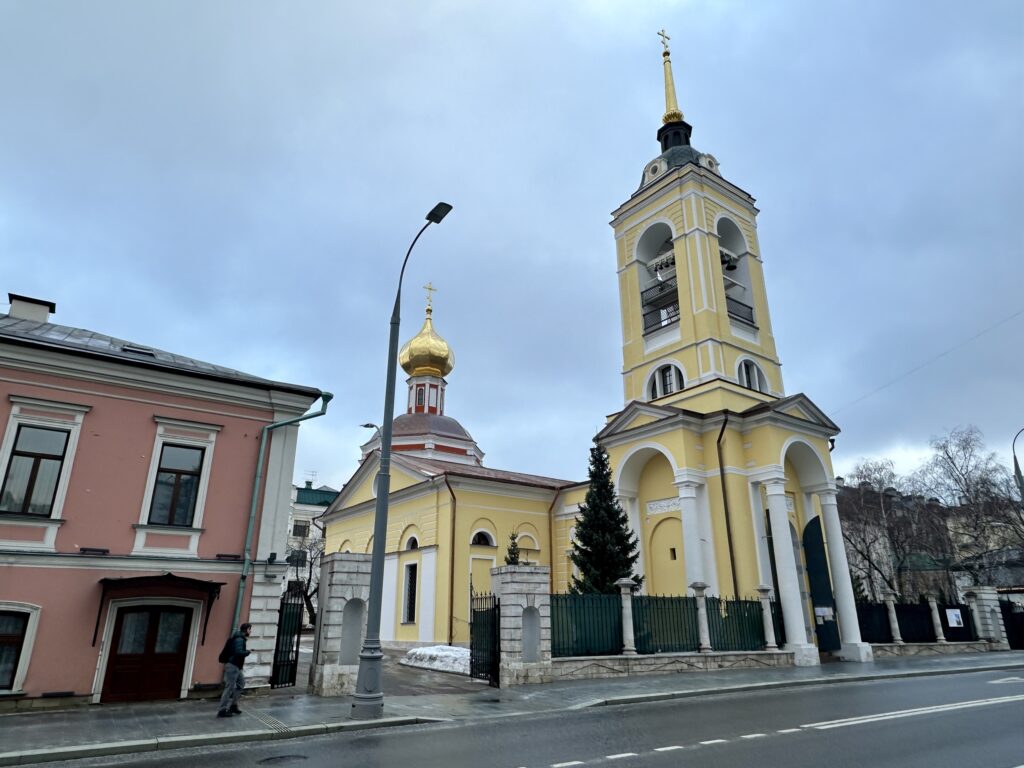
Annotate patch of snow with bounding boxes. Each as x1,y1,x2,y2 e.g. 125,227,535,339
400,645,470,675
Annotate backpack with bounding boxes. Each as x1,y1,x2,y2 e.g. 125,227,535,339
218,635,234,664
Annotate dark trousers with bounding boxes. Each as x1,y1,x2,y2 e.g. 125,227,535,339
218,663,245,712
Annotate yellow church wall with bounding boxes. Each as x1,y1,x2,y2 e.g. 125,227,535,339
636,452,685,594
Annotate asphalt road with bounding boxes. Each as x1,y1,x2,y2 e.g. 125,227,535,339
51,669,1024,768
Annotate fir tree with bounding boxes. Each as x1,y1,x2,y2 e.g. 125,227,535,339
504,531,521,565
570,437,642,593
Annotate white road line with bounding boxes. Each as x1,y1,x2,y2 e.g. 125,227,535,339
777,728,801,734
607,754,638,759
700,739,727,745
740,733,765,739
802,694,1024,730
551,762,584,768
654,746,684,752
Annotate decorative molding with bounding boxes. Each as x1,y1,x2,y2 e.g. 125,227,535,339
646,497,680,516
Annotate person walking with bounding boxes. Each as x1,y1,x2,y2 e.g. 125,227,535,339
217,622,252,718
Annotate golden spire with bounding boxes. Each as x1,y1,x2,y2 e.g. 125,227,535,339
399,289,454,378
658,28,683,124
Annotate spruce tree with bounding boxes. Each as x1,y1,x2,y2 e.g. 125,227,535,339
504,531,521,565
570,437,642,593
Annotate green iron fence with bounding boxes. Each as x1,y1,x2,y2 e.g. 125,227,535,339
856,602,892,643
895,603,935,642
770,599,785,646
632,595,700,654
938,603,975,642
551,593,623,657
707,596,766,651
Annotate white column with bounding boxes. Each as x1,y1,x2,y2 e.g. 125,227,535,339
617,578,637,655
380,553,398,642
882,590,903,644
620,495,646,588
765,480,818,666
819,490,873,662
419,548,437,643
676,483,705,590
926,594,946,643
757,584,778,650
690,581,712,652
697,487,720,596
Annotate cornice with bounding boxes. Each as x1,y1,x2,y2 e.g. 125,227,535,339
0,551,247,572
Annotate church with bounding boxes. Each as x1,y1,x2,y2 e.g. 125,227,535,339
320,36,870,664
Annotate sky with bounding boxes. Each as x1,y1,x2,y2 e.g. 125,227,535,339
1,1,1022,490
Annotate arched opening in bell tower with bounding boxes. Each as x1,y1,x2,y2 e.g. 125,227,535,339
636,223,679,333
717,218,755,326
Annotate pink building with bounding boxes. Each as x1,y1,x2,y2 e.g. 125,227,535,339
0,294,326,708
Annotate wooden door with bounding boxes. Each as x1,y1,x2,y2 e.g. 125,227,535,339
102,605,192,702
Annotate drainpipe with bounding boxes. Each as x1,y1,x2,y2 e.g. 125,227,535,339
716,413,739,597
444,475,458,645
232,392,334,630
546,490,561,595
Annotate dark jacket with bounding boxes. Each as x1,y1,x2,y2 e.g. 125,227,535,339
227,631,250,668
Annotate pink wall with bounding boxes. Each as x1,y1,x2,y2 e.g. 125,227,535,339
0,564,248,694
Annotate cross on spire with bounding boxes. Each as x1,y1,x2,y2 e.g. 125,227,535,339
423,281,437,308
658,28,671,53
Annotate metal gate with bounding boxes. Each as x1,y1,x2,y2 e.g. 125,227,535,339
269,588,304,688
802,517,841,652
1000,600,1024,649
470,593,500,687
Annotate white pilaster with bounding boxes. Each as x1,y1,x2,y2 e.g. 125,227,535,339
818,490,872,662
419,548,437,643
619,495,646,588
765,480,818,665
676,483,705,590
381,553,398,642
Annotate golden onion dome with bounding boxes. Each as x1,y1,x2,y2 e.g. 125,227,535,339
399,305,454,377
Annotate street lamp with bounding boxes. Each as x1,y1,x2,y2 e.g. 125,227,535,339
1013,427,1024,500
351,202,452,720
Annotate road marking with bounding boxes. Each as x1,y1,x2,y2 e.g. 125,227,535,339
989,676,1024,684
551,762,584,767
699,739,727,745
777,728,801,734
803,694,1024,730
740,733,765,739
654,746,684,752
607,754,638,759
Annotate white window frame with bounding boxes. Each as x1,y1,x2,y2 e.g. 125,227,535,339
402,562,418,624
738,358,768,393
648,363,684,400
0,601,41,694
131,417,220,558
0,397,90,552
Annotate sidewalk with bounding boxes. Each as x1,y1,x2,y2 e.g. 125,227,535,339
2,651,1022,766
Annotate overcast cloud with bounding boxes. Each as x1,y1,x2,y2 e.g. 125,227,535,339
1,0,1022,489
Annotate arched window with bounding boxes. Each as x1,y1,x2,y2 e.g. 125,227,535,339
636,223,679,333
405,536,419,550
471,531,495,547
649,364,684,400
717,218,755,326
738,359,768,393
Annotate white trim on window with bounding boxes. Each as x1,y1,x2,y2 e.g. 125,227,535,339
0,601,41,694
0,397,90,551
402,562,418,624
131,417,220,558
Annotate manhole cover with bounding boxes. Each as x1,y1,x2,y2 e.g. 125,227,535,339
257,756,308,765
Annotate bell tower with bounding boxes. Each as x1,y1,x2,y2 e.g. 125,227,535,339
611,32,785,414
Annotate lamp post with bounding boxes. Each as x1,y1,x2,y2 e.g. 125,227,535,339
1013,427,1024,500
351,202,452,720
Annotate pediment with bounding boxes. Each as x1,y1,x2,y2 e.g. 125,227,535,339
745,393,839,433
329,451,431,513
599,400,679,439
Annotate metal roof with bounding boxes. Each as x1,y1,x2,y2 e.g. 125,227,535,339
0,313,320,397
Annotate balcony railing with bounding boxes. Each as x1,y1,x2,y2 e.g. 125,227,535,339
726,297,755,325
643,303,680,332
640,277,678,307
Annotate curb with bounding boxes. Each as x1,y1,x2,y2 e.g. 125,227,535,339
583,661,1024,709
0,717,447,767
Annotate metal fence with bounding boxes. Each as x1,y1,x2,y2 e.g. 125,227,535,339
706,596,766,651
770,599,785,646
632,595,700,654
895,603,935,643
551,593,623,657
938,603,975,642
856,602,893,643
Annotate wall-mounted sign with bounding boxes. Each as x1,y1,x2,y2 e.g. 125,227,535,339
946,608,964,628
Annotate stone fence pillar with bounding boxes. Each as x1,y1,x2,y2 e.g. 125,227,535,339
757,585,778,651
963,586,1010,649
690,581,712,652
926,593,946,643
492,565,552,686
882,590,903,645
309,553,371,696
617,578,637,655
